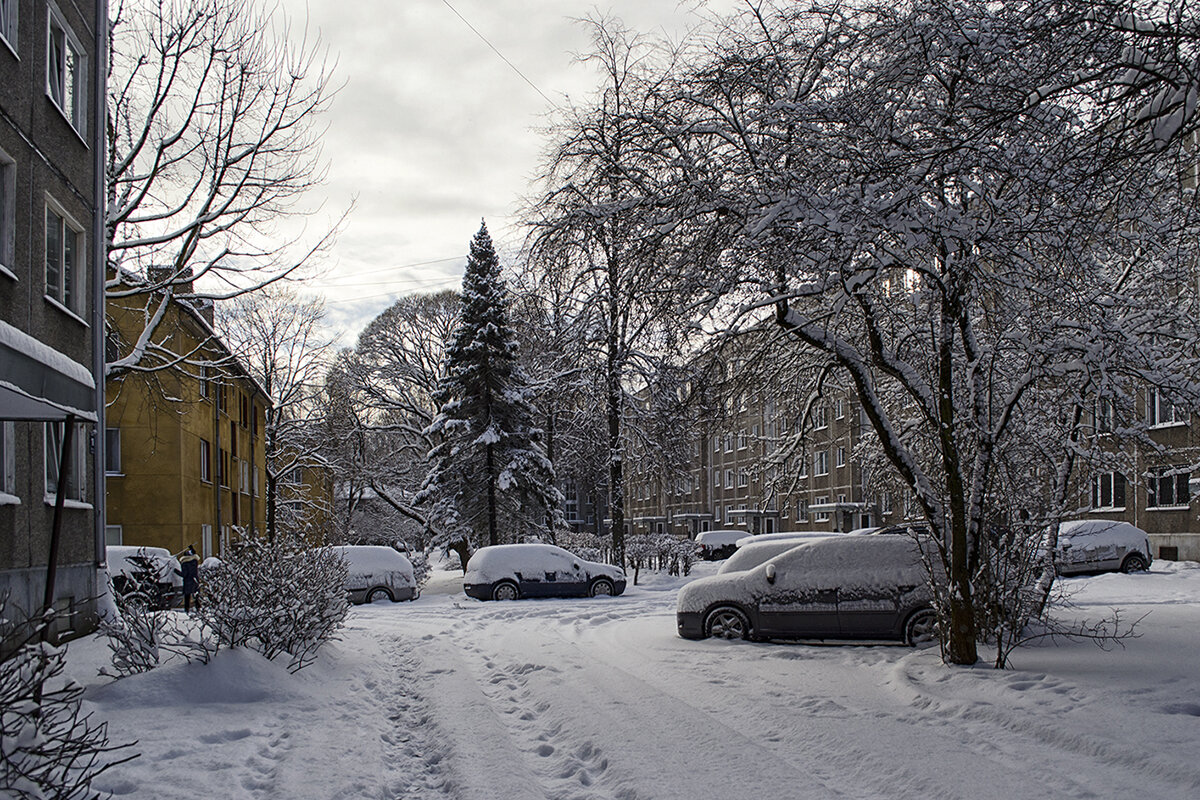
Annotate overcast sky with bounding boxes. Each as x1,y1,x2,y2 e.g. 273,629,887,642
277,0,736,347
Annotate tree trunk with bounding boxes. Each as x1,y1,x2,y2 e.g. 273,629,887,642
486,443,498,547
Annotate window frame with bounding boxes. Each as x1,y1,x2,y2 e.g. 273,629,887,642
44,197,86,318
43,420,85,503
104,428,121,474
45,2,87,135
199,438,212,483
0,147,14,280
814,450,829,477
1147,388,1188,429
835,446,846,468
1090,471,1126,511
0,421,15,501
1147,467,1190,510
814,495,830,522
0,0,17,56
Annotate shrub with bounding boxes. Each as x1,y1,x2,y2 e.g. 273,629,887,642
1,595,135,798
199,535,348,671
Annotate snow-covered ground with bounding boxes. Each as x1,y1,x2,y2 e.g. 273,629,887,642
71,561,1200,799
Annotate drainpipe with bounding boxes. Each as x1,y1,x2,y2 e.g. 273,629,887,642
93,0,109,575
43,417,75,644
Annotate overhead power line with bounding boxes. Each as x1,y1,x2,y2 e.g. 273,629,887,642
439,0,559,109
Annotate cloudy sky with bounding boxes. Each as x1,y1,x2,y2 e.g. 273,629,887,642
275,0,737,346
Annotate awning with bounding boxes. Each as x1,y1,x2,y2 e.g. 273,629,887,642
0,320,97,421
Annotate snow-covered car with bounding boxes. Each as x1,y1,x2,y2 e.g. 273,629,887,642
694,529,748,560
718,535,835,575
324,545,418,604
1054,520,1152,576
105,545,184,609
677,534,937,645
463,544,626,601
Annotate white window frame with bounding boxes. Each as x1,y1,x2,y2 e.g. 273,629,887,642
199,438,211,483
240,459,251,494
836,446,846,468
834,397,845,420
0,146,15,280
1095,397,1114,434
797,498,808,522
44,196,85,317
815,450,829,477
105,524,122,546
201,524,214,559
712,468,719,488
813,403,828,430
725,468,734,489
737,469,748,488
44,421,86,503
1147,388,1188,428
1091,471,1125,511
814,495,830,522
46,2,87,135
0,421,16,504
0,0,18,57
1147,467,1190,510
797,449,808,478
104,428,121,474
881,491,892,515
737,431,747,450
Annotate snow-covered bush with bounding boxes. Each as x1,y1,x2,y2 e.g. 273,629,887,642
98,567,213,679
1,595,135,797
199,535,349,671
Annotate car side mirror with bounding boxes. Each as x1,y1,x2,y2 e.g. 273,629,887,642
765,563,776,584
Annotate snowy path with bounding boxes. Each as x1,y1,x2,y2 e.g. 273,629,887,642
79,564,1200,800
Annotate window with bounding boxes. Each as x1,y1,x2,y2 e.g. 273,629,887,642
834,397,845,419
712,469,719,488
1147,468,1189,509
252,403,259,437
1147,388,1187,428
814,495,830,522
797,498,809,522
218,383,228,414
0,1,17,54
1095,397,1114,434
253,465,260,496
737,469,748,488
45,201,84,315
47,4,87,133
44,421,85,501
836,446,846,468
240,459,250,494
737,431,747,450
105,428,121,474
725,469,734,489
813,403,828,430
199,365,211,399
0,148,14,278
797,448,808,478
239,393,249,427
200,438,211,482
201,524,214,559
0,421,14,499
815,450,829,476
105,525,122,546
1091,472,1126,510
724,434,733,453
713,435,720,453
881,491,893,515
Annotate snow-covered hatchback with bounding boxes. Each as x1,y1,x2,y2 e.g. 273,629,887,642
106,545,184,609
677,535,937,645
464,544,626,601
324,545,418,604
1054,520,1152,576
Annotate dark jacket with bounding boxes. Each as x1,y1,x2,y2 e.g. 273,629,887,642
177,553,201,594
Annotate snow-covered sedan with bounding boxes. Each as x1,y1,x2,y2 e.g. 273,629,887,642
694,529,748,560
106,545,184,609
1054,520,1152,575
677,534,938,645
463,544,626,601
325,545,418,604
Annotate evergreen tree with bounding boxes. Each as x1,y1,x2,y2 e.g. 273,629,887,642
420,222,561,550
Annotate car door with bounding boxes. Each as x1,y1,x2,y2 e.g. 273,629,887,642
754,547,840,638
836,538,923,638
542,547,587,598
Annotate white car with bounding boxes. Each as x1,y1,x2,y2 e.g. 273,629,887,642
105,545,184,609
718,535,834,575
1055,520,1152,576
694,529,748,560
325,545,418,604
463,543,626,601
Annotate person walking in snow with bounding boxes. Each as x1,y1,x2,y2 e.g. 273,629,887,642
176,545,202,612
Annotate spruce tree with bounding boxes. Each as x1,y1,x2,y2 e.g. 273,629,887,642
421,222,561,549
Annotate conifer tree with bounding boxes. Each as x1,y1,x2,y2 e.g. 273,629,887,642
420,222,561,550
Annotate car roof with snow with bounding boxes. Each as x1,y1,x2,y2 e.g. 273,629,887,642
324,545,414,581
105,545,182,586
695,529,750,546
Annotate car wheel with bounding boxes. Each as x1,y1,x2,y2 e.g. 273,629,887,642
904,608,939,647
704,606,750,640
1120,553,1149,573
491,581,519,601
590,578,615,597
366,587,394,603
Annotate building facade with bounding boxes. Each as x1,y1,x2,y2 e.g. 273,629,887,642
0,0,107,640
105,281,269,559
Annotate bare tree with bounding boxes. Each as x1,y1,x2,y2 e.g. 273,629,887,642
218,286,334,539
105,0,343,382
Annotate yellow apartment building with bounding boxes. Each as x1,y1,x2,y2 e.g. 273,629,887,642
105,277,269,559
